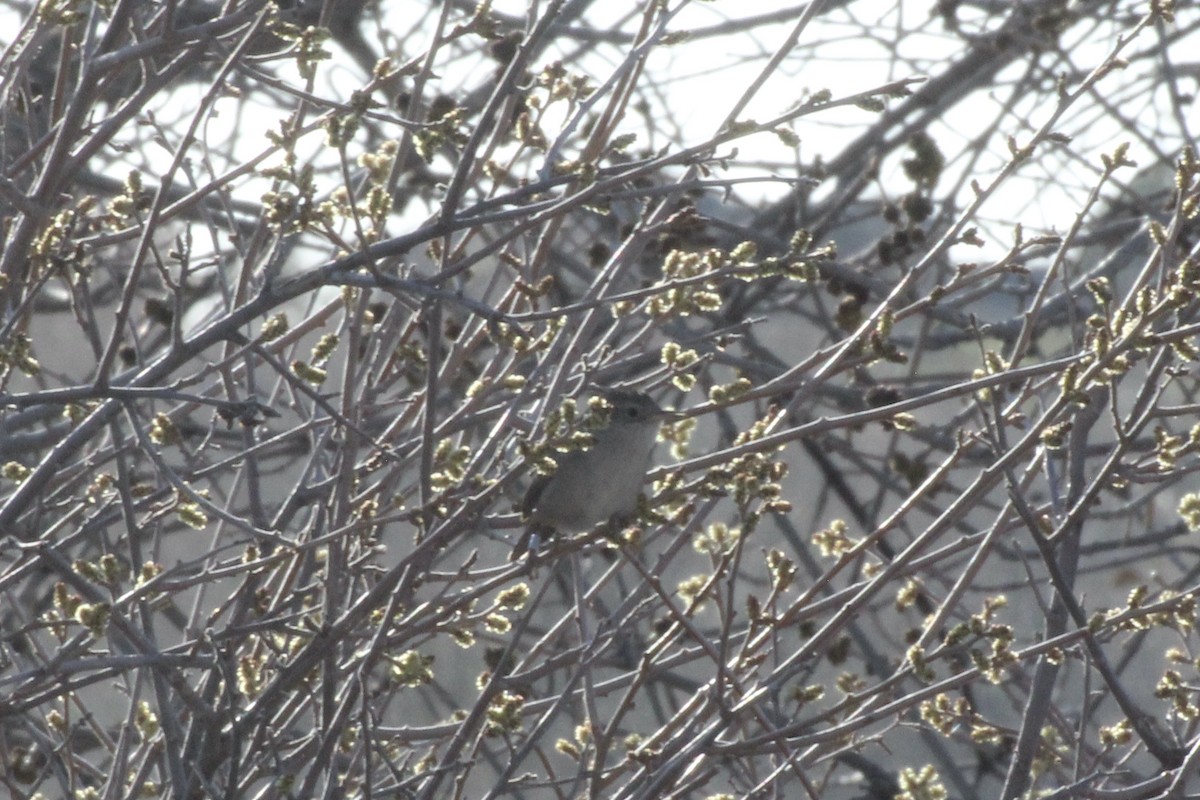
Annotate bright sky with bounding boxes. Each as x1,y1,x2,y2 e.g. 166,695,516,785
4,1,1194,264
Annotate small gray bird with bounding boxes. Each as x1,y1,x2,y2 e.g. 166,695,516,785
512,391,673,560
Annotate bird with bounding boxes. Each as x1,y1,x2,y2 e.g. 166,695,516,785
511,390,674,560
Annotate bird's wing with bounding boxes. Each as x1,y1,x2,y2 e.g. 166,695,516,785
521,472,551,518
